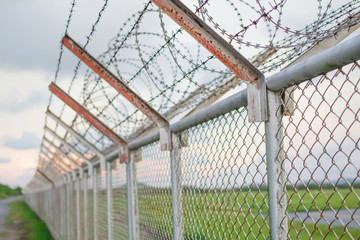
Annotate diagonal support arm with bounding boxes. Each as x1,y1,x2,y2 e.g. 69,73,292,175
46,110,104,158
49,83,129,165
36,169,55,188
40,154,68,174
44,126,94,176
43,136,83,179
42,145,73,173
150,0,267,122
62,34,173,150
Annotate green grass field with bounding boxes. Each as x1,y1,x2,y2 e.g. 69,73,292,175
96,186,360,239
6,200,53,240
131,187,360,239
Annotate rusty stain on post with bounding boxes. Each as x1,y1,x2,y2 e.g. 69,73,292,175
61,35,172,149
150,0,262,84
49,83,129,163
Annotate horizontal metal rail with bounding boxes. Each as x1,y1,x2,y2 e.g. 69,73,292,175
266,34,360,91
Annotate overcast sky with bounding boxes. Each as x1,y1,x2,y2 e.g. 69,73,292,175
0,0,117,187
0,0,159,187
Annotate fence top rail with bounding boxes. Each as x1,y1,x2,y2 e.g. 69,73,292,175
266,34,360,91
83,34,360,168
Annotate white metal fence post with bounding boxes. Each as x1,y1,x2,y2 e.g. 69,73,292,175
76,174,81,240
66,176,71,240
70,176,75,240
106,161,112,240
170,134,183,240
83,171,88,240
93,167,98,240
265,91,288,240
127,152,138,239
62,176,67,239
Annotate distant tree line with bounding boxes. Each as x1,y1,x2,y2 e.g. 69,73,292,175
0,183,22,200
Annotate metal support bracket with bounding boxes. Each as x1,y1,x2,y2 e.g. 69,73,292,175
150,0,267,122
247,75,267,122
62,34,173,149
49,83,129,166
119,145,130,164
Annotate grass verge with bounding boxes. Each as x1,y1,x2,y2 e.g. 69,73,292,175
6,199,53,240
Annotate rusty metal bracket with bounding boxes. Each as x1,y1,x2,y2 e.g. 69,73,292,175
62,34,173,149
150,0,267,122
49,83,129,165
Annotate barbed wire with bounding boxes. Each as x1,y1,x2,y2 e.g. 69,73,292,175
42,0,111,167
53,0,77,84
42,0,360,160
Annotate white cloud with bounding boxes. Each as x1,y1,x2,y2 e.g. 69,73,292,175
3,132,41,150
0,157,11,163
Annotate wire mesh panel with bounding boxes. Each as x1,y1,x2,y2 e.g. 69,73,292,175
136,144,173,239
280,61,360,239
180,107,269,239
111,162,128,239
97,167,108,240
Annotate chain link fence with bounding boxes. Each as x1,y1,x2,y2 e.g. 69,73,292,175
280,61,360,239
22,0,360,239
24,52,360,239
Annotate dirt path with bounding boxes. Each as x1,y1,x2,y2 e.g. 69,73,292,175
0,196,27,240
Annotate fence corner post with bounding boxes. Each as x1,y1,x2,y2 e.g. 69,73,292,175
265,91,288,240
170,133,184,239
